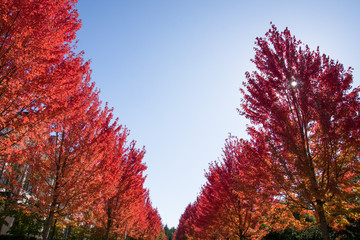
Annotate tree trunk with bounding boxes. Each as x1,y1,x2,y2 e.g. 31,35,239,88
43,134,62,240
124,225,127,240
42,209,55,240
316,200,330,240
105,204,112,240
50,218,57,240
105,218,112,240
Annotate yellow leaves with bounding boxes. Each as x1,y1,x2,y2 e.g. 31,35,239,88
331,215,350,231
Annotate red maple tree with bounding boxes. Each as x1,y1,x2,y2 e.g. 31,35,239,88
175,137,280,240
174,202,199,240
0,0,88,159
12,78,121,240
131,193,164,239
240,25,360,240
89,139,148,240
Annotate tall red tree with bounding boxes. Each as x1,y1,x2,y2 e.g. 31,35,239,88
11,77,121,240
90,140,148,240
240,25,360,240
174,202,198,240
189,137,278,240
175,137,282,240
218,138,273,239
226,137,314,235
131,193,164,240
0,0,88,158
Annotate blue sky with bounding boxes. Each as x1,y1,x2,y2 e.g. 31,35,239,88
76,0,360,228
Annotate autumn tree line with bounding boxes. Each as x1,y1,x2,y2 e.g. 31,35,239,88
174,26,360,240
0,1,166,240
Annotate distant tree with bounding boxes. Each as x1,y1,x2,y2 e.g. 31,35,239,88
176,137,294,240
134,194,164,239
164,224,176,240
174,203,198,240
90,140,148,240
239,25,360,240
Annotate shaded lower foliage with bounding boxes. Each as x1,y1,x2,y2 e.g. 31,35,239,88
263,219,360,240
0,235,36,240
334,218,360,240
8,210,43,237
263,227,323,240
0,199,42,239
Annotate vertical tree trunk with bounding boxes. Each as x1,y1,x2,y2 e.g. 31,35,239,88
105,204,112,240
124,225,127,240
50,218,57,240
316,200,330,240
105,218,112,240
43,133,61,240
43,193,58,240
43,209,55,240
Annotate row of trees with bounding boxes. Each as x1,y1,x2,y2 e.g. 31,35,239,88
174,25,360,240
0,1,164,239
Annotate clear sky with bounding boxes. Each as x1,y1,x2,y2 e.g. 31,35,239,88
75,0,360,228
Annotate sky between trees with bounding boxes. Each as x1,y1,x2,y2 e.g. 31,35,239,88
76,0,360,228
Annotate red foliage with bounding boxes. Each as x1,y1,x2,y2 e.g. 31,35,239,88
174,203,198,240
175,138,278,240
0,1,164,239
7,77,121,239
88,138,163,240
240,24,360,239
133,194,164,239
0,0,86,153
